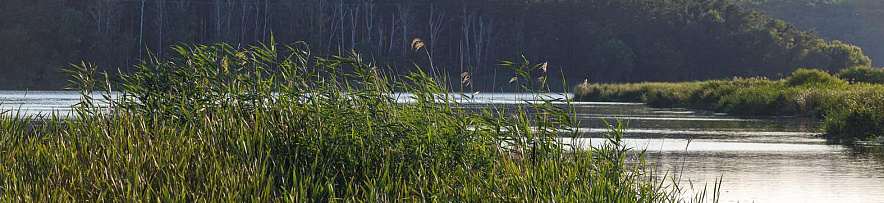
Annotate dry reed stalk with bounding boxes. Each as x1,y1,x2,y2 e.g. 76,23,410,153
411,38,424,51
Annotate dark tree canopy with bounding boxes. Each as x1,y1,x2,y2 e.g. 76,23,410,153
0,0,873,90
739,0,884,67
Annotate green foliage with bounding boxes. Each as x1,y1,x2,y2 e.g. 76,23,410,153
822,41,872,71
0,0,875,90
836,67,884,84
715,85,796,115
0,42,719,202
590,38,635,81
784,68,846,87
823,86,884,140
574,75,884,140
739,0,884,67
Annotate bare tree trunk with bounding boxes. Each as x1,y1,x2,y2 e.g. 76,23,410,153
89,5,101,34
225,0,234,42
307,0,317,46
428,4,445,62
326,0,340,55
388,12,396,57
310,0,331,54
478,17,494,76
396,3,413,58
104,5,111,37
377,18,384,56
255,0,260,42
215,0,222,42
139,0,145,58
240,0,248,44
475,16,484,73
462,7,475,71
362,0,375,42
156,0,165,58
263,0,270,42
349,5,359,51
88,0,121,38
337,0,345,53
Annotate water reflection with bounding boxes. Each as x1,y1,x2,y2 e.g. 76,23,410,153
0,91,83,116
568,102,884,203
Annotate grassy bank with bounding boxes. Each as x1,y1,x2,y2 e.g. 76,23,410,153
575,69,884,141
0,42,718,202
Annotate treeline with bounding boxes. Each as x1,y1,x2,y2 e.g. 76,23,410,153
738,0,884,67
0,0,873,90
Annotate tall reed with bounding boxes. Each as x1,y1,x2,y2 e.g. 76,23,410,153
0,40,717,202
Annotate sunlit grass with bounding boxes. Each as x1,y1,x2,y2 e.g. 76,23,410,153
0,41,719,202
575,70,884,141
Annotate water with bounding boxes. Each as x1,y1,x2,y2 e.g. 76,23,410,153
0,91,84,117
2,91,883,202
563,99,884,203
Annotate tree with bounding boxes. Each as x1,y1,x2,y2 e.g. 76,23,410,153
139,0,145,59
87,0,121,38
427,4,445,66
0,0,877,90
825,40,872,72
396,3,413,58
591,38,636,82
155,0,166,58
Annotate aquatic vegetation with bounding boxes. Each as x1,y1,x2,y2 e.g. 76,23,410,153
822,86,884,141
575,70,884,140
0,42,718,202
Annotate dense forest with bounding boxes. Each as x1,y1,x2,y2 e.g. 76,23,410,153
739,0,884,67
0,0,874,90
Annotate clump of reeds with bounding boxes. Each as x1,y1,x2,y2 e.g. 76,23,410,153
574,69,884,141
0,39,718,202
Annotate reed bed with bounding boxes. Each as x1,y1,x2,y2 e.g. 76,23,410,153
0,41,718,202
575,69,884,141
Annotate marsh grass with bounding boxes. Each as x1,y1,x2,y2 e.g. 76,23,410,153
575,70,884,141
0,41,718,202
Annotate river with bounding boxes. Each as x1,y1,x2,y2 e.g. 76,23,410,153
2,91,883,202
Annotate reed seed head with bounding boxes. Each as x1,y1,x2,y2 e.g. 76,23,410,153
461,72,471,86
412,38,425,51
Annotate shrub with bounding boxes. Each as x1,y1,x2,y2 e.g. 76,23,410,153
785,68,846,87
823,88,884,140
824,101,884,140
714,85,796,116
835,67,884,84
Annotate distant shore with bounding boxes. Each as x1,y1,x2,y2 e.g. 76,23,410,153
574,68,884,141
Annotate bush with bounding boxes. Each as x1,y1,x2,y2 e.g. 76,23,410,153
824,101,884,140
785,68,846,87
835,67,884,84
714,85,797,116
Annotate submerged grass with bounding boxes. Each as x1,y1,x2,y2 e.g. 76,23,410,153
574,69,884,141
0,41,718,202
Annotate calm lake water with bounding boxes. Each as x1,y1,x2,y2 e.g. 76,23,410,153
0,91,84,117
2,91,883,202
